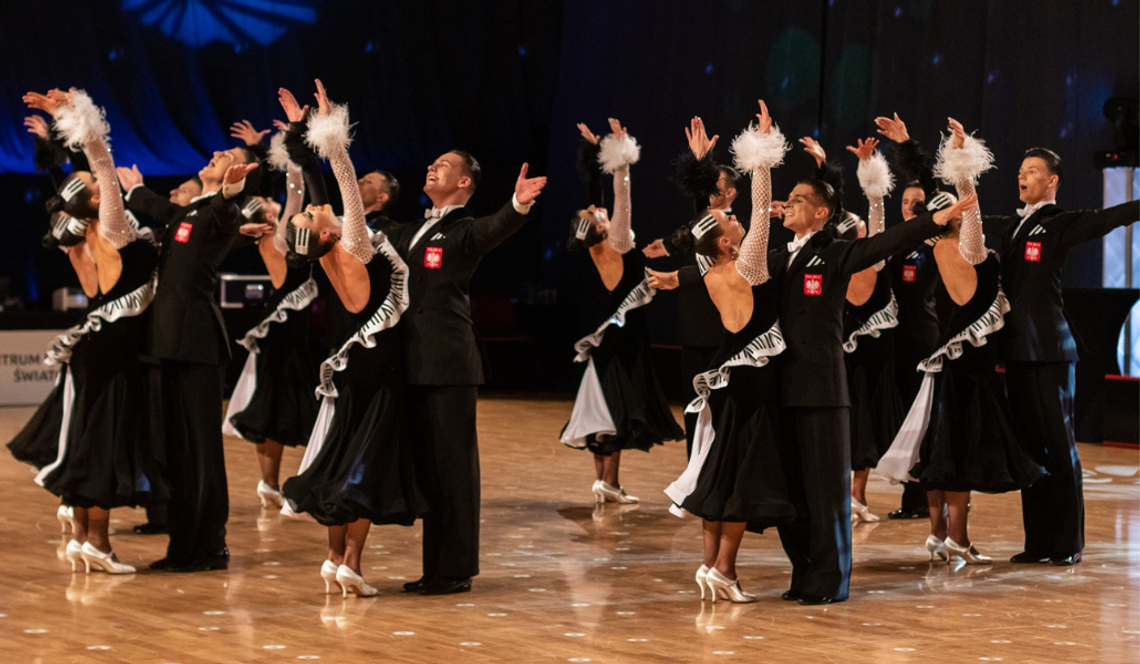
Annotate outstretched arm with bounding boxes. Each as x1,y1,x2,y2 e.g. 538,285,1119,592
731,100,788,285
49,89,134,249
599,118,638,254
303,81,372,266
933,118,992,265
876,112,937,197
466,163,546,255
849,137,894,270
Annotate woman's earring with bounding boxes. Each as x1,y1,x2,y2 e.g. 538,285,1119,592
728,247,739,260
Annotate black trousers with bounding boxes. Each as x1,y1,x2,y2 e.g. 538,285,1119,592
159,359,228,562
681,345,718,458
776,407,852,601
1006,362,1084,557
408,385,480,579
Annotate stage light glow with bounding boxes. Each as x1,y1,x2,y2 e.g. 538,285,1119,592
120,0,318,48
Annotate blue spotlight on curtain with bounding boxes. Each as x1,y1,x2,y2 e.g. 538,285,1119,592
121,0,318,48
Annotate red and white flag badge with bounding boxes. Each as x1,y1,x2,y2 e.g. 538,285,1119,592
424,246,443,269
174,222,193,243
902,265,917,282
804,273,822,296
1024,241,1041,262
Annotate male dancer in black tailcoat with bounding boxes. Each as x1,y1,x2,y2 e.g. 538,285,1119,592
116,149,260,572
388,151,547,595
766,177,964,604
983,148,1139,566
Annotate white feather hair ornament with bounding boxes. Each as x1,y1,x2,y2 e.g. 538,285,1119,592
856,151,895,199
267,132,292,172
730,123,789,173
933,132,995,185
53,89,111,149
598,133,641,174
304,103,354,160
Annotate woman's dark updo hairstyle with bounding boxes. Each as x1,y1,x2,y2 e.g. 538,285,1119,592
284,216,336,267
691,214,723,258
566,213,607,252
41,211,89,249
45,172,97,220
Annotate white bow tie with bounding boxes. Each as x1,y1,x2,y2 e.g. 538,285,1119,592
1016,200,1054,218
425,208,444,220
787,235,811,254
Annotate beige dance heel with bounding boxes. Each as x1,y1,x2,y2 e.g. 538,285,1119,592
321,560,339,594
594,481,639,504
257,480,285,509
80,542,136,574
65,539,85,572
925,534,949,563
695,565,710,600
943,538,992,565
336,565,378,598
705,568,757,604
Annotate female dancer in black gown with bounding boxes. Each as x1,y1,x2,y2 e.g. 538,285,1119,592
223,119,319,509
560,119,683,504
877,120,1046,563
662,101,794,603
842,138,905,523
22,88,166,574
277,81,422,597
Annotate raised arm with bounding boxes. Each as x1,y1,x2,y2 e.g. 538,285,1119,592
850,137,895,270
730,100,788,285
598,118,639,254
51,90,134,249
876,112,938,197
304,84,372,265
933,118,993,265
267,125,303,257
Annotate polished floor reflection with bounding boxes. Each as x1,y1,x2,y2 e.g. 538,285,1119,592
1,397,1136,663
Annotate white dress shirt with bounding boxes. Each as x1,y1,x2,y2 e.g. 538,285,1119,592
786,231,815,268
1013,199,1056,238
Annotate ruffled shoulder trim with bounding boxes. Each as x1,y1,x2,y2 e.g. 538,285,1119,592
918,286,1009,373
843,290,899,353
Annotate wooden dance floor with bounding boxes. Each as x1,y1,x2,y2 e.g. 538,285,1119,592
1,397,1137,663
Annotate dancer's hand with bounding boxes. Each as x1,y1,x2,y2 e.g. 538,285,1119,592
756,100,772,134
577,123,600,145
646,268,679,290
874,113,910,143
239,222,274,238
222,162,260,198
23,90,64,116
642,239,668,258
24,115,49,138
948,117,966,150
770,200,786,218
800,136,826,168
272,119,289,132
515,163,547,206
277,88,309,123
846,137,880,162
607,117,628,140
685,116,718,160
116,164,144,190
230,120,269,146
314,79,332,116
932,194,977,226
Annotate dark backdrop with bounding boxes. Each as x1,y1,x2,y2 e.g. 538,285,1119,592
1,0,1136,390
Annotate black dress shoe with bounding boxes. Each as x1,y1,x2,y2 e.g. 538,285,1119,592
403,577,435,593
133,522,169,535
149,557,180,570
164,549,230,573
781,590,803,602
798,594,843,606
1049,553,1082,566
887,508,930,520
419,577,472,596
1009,551,1049,564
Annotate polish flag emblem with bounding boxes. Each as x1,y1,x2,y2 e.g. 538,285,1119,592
1025,241,1041,262
425,246,443,269
902,265,917,282
174,222,192,243
804,273,822,296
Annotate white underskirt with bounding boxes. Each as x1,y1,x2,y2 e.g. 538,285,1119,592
664,405,715,517
221,352,257,438
35,368,76,487
280,395,336,523
559,358,616,449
